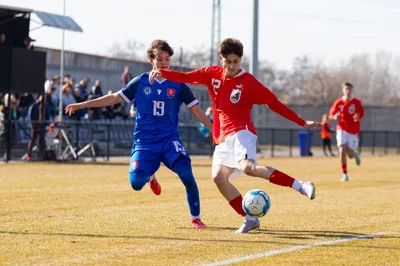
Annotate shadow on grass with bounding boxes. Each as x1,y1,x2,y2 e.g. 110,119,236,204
0,230,297,245
1,229,398,249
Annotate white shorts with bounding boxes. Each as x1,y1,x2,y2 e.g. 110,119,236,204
336,130,359,150
212,130,257,179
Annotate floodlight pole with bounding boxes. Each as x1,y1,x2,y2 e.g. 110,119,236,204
58,0,66,122
250,0,259,79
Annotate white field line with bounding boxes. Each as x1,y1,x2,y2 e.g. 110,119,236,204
201,232,395,266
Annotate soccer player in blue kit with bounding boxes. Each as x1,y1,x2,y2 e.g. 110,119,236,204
65,40,212,228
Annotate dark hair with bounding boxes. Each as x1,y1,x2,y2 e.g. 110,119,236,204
343,82,353,88
218,38,244,57
147,40,174,59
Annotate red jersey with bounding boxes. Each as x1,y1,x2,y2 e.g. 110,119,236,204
160,66,306,144
329,97,364,134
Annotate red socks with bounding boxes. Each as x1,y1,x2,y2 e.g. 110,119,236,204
229,170,298,217
341,164,347,174
269,170,295,187
229,195,246,216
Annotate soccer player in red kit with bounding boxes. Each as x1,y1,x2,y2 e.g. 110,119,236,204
329,82,364,182
150,38,323,233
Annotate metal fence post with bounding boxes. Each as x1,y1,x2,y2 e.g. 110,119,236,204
372,131,375,156
271,129,275,158
107,124,110,161
397,132,400,155
384,131,388,155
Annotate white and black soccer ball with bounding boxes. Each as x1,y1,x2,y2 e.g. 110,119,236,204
242,189,271,218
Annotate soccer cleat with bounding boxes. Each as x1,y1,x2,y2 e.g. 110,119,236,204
235,218,260,234
354,149,361,166
192,219,208,229
299,182,316,200
341,174,349,182
149,175,161,195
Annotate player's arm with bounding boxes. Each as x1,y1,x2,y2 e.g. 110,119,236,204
150,68,209,85
252,78,322,129
328,100,340,120
65,75,140,116
190,105,213,132
65,92,123,116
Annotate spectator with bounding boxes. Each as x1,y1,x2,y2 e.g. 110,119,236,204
91,80,103,97
24,36,35,50
26,95,47,161
44,75,60,92
76,79,89,101
102,90,128,120
62,83,76,119
17,93,35,118
0,94,17,159
72,87,86,120
121,66,133,87
88,80,103,120
63,75,71,85
113,102,128,120
45,86,57,120
321,113,335,156
0,32,6,46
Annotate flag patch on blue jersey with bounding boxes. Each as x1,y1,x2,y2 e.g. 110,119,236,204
167,88,175,98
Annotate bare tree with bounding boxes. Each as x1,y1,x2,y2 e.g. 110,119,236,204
107,40,147,61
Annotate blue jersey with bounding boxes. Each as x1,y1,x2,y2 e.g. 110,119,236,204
118,72,199,144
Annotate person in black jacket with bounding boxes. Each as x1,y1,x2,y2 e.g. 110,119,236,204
26,95,46,161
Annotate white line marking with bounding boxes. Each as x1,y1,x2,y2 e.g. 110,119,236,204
201,232,393,266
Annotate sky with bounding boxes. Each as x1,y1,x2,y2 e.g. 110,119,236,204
2,0,400,70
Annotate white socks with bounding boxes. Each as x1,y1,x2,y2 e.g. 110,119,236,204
292,180,302,191
245,215,257,221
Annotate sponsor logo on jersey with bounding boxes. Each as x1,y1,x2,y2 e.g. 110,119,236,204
143,87,152,95
167,88,175,98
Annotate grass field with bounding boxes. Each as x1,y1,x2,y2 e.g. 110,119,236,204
1,156,399,265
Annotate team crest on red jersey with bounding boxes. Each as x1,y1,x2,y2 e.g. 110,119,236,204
348,104,355,114
230,84,243,103
167,88,175,98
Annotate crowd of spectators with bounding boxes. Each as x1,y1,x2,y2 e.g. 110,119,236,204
0,66,135,160
0,67,135,123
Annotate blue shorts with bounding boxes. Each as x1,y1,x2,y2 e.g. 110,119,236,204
128,136,190,176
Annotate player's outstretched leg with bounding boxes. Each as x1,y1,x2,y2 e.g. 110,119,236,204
268,168,316,200
148,174,161,195
173,157,207,229
237,160,316,200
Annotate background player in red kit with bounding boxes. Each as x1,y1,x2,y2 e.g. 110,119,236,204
329,82,364,182
150,38,323,233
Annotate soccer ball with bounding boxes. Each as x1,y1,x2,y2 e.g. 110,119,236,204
242,189,271,218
